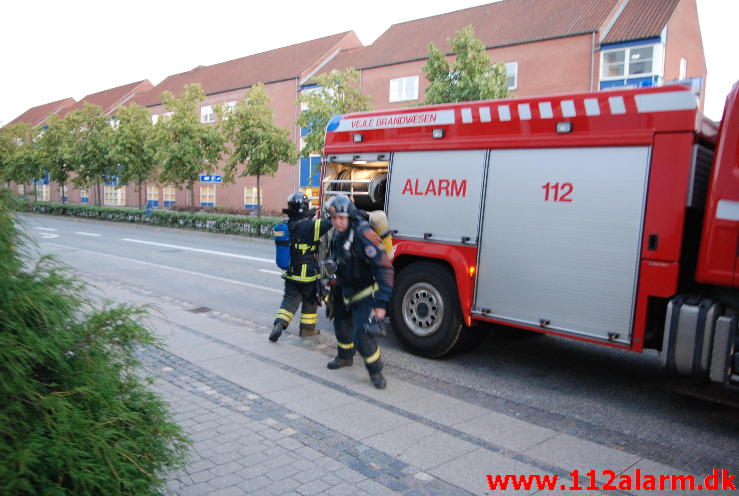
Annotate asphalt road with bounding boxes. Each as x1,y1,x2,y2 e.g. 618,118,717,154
19,213,739,478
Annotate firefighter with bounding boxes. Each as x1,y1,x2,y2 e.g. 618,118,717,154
324,194,394,389
269,192,332,342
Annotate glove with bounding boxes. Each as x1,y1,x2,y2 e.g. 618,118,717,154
364,316,390,338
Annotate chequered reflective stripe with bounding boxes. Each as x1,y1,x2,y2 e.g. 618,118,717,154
456,90,696,125
337,341,354,350
365,347,381,364
300,313,318,325
275,309,294,322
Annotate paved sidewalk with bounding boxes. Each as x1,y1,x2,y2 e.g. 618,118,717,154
85,276,725,496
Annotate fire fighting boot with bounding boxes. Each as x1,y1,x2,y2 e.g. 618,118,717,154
299,327,320,338
326,356,353,369
269,323,285,342
370,372,387,389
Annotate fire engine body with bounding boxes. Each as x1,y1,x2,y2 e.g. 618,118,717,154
321,82,739,388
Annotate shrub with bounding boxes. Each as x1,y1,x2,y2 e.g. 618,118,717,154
17,200,279,239
0,192,189,495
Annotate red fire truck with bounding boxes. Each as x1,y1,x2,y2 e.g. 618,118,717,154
320,82,739,389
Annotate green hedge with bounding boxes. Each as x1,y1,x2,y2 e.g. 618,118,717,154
18,201,279,238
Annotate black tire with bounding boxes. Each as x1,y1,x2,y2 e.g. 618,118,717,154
390,261,467,358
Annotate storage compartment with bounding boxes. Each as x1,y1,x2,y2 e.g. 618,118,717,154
322,153,390,211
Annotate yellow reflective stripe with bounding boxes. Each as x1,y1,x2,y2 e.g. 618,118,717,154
314,219,321,242
365,347,381,364
275,309,294,321
300,313,318,323
344,283,380,305
301,264,307,278
285,274,320,282
337,341,354,350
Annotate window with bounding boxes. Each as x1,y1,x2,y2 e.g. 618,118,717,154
147,185,159,207
39,184,51,202
679,57,687,80
244,186,262,209
151,114,159,124
163,112,174,121
110,118,119,129
504,62,518,90
80,187,89,203
300,86,323,111
17,184,25,198
389,76,419,102
200,105,215,123
163,186,176,206
200,184,216,206
104,185,126,206
601,44,661,79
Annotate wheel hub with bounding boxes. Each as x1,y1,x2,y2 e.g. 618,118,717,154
402,282,444,337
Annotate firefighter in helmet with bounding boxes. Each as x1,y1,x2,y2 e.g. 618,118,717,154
324,194,394,389
269,192,332,342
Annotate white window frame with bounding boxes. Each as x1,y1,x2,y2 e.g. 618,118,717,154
163,186,176,205
504,62,518,90
103,185,126,206
80,187,89,202
39,184,51,202
151,114,159,124
244,186,262,206
389,76,420,103
200,183,216,206
147,185,159,204
600,43,663,80
200,105,215,123
221,101,237,120
17,184,25,196
679,57,687,80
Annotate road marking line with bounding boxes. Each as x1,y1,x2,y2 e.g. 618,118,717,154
75,232,101,237
33,227,58,231
44,243,282,294
39,233,59,239
259,269,283,275
121,238,273,263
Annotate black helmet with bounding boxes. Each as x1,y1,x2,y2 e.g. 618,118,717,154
285,192,310,217
325,194,356,217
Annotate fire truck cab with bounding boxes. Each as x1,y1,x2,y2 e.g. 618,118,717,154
321,82,739,388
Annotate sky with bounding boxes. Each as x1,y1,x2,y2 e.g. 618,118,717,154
1,0,737,126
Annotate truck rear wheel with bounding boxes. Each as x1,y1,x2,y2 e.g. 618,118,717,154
390,261,467,358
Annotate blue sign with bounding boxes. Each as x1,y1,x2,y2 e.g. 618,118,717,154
200,174,223,183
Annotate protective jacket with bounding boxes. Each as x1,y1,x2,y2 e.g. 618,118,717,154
285,216,332,283
331,219,394,309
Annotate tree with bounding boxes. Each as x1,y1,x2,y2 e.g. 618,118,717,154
155,84,224,212
423,25,509,104
296,68,372,158
0,190,188,494
66,104,117,206
111,104,156,208
218,83,296,217
36,114,74,204
0,123,41,201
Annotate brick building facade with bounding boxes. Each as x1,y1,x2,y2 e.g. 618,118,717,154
6,0,706,214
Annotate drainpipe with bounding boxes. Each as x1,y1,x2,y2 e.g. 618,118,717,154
590,32,596,92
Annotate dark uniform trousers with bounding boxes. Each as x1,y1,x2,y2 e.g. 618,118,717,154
274,280,318,333
273,217,329,334
333,291,382,375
